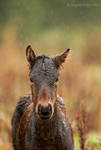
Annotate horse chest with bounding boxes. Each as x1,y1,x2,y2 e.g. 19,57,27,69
25,113,69,150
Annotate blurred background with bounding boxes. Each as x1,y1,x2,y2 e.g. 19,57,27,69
0,0,101,150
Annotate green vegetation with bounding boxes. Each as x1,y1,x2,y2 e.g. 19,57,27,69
0,0,101,42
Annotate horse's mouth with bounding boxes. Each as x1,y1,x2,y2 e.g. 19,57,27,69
39,114,52,120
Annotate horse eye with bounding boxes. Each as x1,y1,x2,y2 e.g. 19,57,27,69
55,78,59,82
30,78,33,82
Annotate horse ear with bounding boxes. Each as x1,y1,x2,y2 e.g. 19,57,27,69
26,45,36,64
53,48,71,68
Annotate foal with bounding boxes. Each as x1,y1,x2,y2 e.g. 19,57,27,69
12,45,74,150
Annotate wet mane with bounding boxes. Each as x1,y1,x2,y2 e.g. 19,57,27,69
30,54,50,69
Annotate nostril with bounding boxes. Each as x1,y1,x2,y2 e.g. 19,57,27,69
48,104,52,113
38,104,41,114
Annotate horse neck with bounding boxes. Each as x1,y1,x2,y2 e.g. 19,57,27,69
33,104,59,140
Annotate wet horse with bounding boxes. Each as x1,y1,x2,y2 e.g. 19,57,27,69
12,45,74,150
